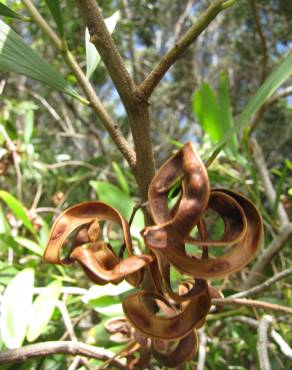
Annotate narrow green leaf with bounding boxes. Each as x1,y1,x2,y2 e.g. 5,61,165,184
82,281,132,304
112,161,129,195
44,0,64,38
0,206,11,234
218,71,238,155
0,268,34,349
192,82,221,142
0,20,86,102
89,181,144,238
0,3,31,21
0,190,35,234
27,280,62,342
208,52,292,164
85,11,120,79
24,109,34,144
15,236,43,256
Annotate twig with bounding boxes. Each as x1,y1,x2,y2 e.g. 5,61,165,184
0,126,23,201
197,329,207,370
250,139,289,227
0,341,126,369
212,297,292,315
22,0,136,168
172,0,194,44
137,0,236,100
244,223,292,288
227,316,292,360
271,330,292,360
250,0,268,82
257,315,273,370
75,0,155,210
231,267,292,298
55,300,77,342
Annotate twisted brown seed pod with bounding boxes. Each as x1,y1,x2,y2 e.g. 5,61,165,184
43,201,152,287
122,279,211,341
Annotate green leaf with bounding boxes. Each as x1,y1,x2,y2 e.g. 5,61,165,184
82,281,132,304
27,280,62,342
14,236,43,256
218,71,238,155
0,268,34,349
89,181,133,220
24,109,34,144
0,3,31,21
85,11,120,79
112,162,129,195
0,20,86,103
0,190,35,234
0,206,11,234
89,181,144,238
192,82,221,142
208,51,292,164
44,0,64,38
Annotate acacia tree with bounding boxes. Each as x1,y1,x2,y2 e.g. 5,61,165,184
0,0,291,369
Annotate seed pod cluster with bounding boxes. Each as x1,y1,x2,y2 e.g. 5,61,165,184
44,142,263,368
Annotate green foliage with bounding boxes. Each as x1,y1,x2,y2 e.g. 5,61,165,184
44,0,64,38
0,190,35,234
0,20,85,102
0,3,30,21
0,268,34,349
27,280,62,342
85,11,120,79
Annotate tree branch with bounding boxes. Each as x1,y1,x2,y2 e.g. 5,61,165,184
0,341,126,369
22,0,136,168
137,0,236,100
212,297,292,315
250,0,268,82
243,222,292,288
75,0,135,111
257,315,273,370
231,267,292,298
251,139,290,227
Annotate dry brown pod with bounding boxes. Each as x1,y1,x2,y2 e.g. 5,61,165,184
43,201,152,287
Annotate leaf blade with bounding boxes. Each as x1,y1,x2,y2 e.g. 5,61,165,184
27,280,62,342
0,20,85,102
0,268,34,349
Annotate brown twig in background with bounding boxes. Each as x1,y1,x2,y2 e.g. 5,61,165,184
257,315,273,370
250,0,268,82
0,341,127,369
137,0,235,100
22,0,136,168
232,267,292,298
250,138,289,227
244,223,292,288
197,329,208,370
212,297,292,315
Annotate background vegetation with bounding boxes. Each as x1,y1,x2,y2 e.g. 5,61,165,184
0,0,291,369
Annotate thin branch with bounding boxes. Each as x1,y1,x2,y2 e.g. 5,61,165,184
227,316,292,360
257,315,273,370
75,0,135,110
231,267,292,298
197,329,207,370
0,341,126,369
137,0,236,100
249,85,292,136
55,300,77,342
212,297,292,315
173,0,194,44
251,139,290,227
244,223,292,288
250,0,268,82
22,0,136,168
